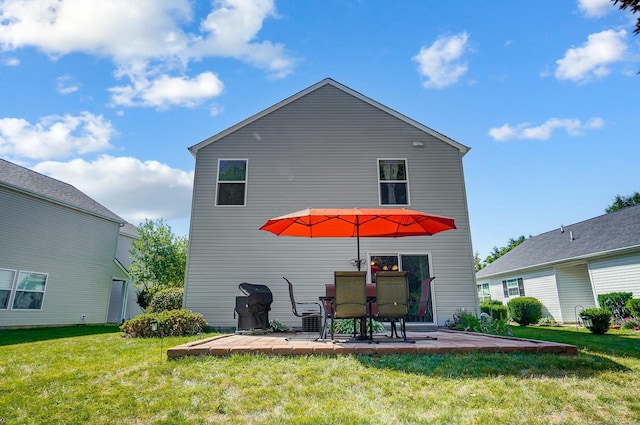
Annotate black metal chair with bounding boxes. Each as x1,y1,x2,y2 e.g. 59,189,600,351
282,277,325,340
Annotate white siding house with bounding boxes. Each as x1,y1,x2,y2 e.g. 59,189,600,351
183,78,477,329
476,205,640,323
0,159,135,327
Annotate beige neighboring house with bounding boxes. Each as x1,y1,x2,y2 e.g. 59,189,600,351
0,158,139,327
476,205,640,323
183,78,478,330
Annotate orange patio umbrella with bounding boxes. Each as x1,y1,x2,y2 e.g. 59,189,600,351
259,208,456,270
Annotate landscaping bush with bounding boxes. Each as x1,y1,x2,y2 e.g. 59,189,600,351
507,297,542,326
581,307,612,335
148,288,183,312
120,309,207,338
598,292,633,324
331,318,385,335
626,298,640,320
480,299,508,320
620,317,640,330
445,309,512,336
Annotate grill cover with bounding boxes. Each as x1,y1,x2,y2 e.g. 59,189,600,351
235,283,273,330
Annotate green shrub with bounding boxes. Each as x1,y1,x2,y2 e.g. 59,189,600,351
269,320,289,332
598,292,632,324
621,317,640,330
581,307,612,335
148,288,183,312
136,287,156,311
626,298,640,320
507,297,543,326
445,309,512,336
331,319,385,335
480,300,508,320
538,316,560,326
120,309,207,338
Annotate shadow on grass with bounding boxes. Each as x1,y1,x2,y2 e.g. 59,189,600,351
510,326,640,359
0,324,120,347
357,351,631,379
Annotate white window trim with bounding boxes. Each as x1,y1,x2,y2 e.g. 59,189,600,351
367,251,435,323
11,270,48,311
215,158,248,207
377,158,410,206
0,268,17,310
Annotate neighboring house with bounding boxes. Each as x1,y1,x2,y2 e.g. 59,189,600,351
0,158,137,327
476,205,640,323
108,222,144,323
183,78,477,329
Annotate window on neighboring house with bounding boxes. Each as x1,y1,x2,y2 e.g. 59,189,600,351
12,271,48,310
378,159,409,205
216,159,248,206
502,278,525,298
0,269,16,309
477,282,490,302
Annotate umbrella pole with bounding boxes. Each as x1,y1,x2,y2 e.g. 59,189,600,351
356,216,361,271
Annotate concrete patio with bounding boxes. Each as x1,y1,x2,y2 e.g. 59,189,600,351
167,329,577,358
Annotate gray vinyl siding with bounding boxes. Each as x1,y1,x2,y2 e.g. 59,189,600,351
184,84,476,328
486,270,560,320
0,187,120,327
589,252,640,299
555,264,596,323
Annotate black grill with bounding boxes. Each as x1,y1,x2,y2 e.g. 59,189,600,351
234,283,273,331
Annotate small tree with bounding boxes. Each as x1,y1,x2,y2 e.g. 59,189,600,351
129,218,187,310
605,192,640,213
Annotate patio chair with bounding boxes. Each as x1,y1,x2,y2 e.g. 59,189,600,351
410,276,437,341
375,271,411,342
331,271,369,341
283,277,325,340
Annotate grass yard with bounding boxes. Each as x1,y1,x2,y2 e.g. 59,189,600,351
0,325,638,425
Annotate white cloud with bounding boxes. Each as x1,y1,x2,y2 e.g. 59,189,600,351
109,71,224,109
0,0,293,108
56,74,80,94
555,29,628,83
0,112,115,159
412,32,470,89
577,0,612,18
2,57,19,66
488,117,605,142
33,155,194,223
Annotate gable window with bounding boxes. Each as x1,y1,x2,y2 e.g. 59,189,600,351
0,269,16,309
477,282,490,302
216,159,247,206
378,159,409,205
502,278,525,298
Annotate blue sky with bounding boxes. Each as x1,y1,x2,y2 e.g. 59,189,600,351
1,0,638,259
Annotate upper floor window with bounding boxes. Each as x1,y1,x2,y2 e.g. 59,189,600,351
216,159,247,206
378,159,409,205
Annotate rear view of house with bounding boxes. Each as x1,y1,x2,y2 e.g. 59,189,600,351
0,159,136,327
183,78,477,329
476,205,640,323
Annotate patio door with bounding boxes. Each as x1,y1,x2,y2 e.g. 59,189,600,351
369,253,434,323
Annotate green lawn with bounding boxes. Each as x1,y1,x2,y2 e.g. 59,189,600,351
0,325,638,425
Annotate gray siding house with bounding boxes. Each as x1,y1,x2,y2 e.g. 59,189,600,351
0,159,135,327
184,78,477,329
476,205,640,323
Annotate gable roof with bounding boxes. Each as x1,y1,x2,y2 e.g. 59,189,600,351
476,205,640,278
0,158,124,224
188,78,470,156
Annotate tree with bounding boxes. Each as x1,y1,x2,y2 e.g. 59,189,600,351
480,235,528,269
473,251,483,272
129,218,187,310
612,0,640,35
605,192,640,213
